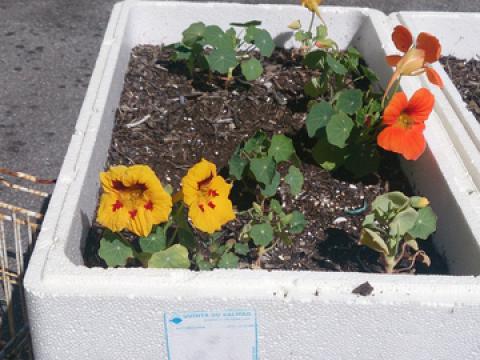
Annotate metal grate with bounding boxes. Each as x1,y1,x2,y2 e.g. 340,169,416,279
0,168,55,359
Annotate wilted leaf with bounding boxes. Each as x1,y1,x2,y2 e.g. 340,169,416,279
148,244,190,269
390,208,418,237
359,228,389,255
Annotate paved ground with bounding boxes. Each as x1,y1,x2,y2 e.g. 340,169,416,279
1,0,480,212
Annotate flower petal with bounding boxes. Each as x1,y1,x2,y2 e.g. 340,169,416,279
182,159,217,207
385,55,402,67
416,32,441,64
405,88,435,123
392,25,413,53
128,207,152,237
383,92,408,125
377,125,426,161
188,196,235,234
100,165,128,193
425,67,444,88
97,193,130,233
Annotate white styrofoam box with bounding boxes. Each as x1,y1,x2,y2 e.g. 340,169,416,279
392,12,480,198
24,2,480,359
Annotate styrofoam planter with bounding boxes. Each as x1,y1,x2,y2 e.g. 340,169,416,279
24,2,480,359
392,12,480,196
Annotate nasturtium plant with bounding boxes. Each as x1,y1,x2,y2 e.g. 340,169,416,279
170,20,274,81
359,192,437,273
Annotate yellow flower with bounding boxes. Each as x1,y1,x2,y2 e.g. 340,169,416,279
181,159,235,234
301,0,324,23
97,165,172,237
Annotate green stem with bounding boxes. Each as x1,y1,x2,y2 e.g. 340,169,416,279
307,11,315,35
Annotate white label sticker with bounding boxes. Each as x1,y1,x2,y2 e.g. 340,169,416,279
164,309,258,360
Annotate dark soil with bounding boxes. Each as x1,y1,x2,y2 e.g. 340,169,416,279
84,45,448,274
440,56,480,121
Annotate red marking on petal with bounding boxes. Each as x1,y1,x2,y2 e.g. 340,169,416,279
198,204,205,212
129,209,138,219
144,200,153,210
208,189,219,197
208,201,216,209
112,200,123,212
112,180,127,191
197,173,214,189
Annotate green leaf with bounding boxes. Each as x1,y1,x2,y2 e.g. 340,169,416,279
326,112,354,148
260,170,281,197
148,244,190,269
289,211,306,234
250,157,275,185
172,44,192,61
244,131,267,153
225,27,238,47
269,199,283,214
241,58,263,80
253,29,275,57
312,137,347,171
244,26,257,43
336,89,363,115
372,192,410,214
390,208,418,237
234,243,250,256
285,166,304,196
303,50,325,69
230,20,262,27
362,213,376,228
207,47,238,74
306,101,334,137
344,144,380,178
229,152,249,180
99,232,133,267
139,226,167,253
359,228,389,255
295,30,310,42
250,223,274,246
217,252,239,268
326,54,347,75
268,134,295,163
182,22,206,46
195,254,213,270
315,25,328,40
204,25,232,49
408,207,437,240
177,227,196,249
304,78,324,98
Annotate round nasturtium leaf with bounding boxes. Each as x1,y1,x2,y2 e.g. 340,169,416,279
326,112,354,148
285,166,304,196
260,171,281,198
306,101,334,137
139,226,167,253
182,22,206,46
207,47,238,74
250,223,274,247
148,244,191,269
253,29,275,57
99,233,134,268
336,89,363,115
289,211,306,234
217,252,240,269
204,25,232,49
326,53,347,75
408,207,437,240
241,58,263,81
268,134,295,163
250,157,275,185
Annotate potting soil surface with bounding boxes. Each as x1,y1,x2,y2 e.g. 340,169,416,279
85,45,448,274
441,56,480,122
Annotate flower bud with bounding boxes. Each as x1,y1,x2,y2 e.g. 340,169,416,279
288,20,302,30
410,196,430,209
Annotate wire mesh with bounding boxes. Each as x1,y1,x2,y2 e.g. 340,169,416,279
0,169,54,359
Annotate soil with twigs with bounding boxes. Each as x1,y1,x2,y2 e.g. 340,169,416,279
440,56,480,121
84,45,448,274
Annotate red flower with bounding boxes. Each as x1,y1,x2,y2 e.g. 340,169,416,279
384,26,443,98
377,88,435,161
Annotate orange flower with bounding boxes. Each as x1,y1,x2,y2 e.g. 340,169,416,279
384,25,443,98
97,165,172,237
377,88,435,161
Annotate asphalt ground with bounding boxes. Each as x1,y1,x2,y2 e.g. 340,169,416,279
1,0,480,214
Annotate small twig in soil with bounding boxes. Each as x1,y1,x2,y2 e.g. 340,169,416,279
125,114,151,128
